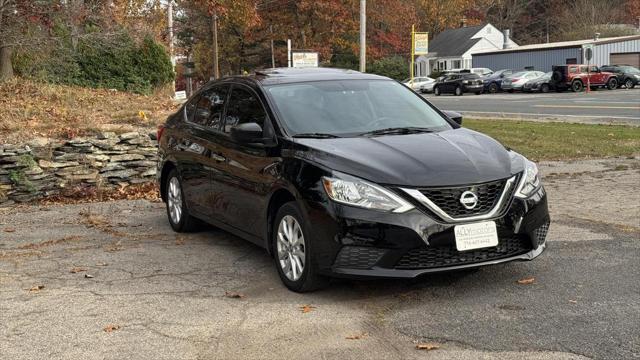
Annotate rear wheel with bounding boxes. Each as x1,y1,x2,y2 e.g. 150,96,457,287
272,202,328,292
624,78,635,89
165,169,199,232
606,78,618,90
540,84,550,93
454,86,463,96
571,80,583,92
488,82,498,93
434,86,441,96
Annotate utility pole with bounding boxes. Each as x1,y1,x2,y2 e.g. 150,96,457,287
287,39,292,67
211,11,220,79
168,0,175,94
270,25,275,68
359,0,366,72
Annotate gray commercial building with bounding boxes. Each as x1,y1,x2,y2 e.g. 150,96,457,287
472,35,640,72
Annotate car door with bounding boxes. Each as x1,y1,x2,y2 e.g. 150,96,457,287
211,84,281,238
174,85,229,218
590,66,604,84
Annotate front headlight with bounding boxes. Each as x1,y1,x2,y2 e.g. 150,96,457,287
634,74,640,79
515,159,541,198
322,174,414,213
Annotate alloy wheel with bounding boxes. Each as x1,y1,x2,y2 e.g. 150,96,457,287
276,215,306,281
167,177,183,224
625,79,633,89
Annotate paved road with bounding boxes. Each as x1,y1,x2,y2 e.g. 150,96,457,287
1,158,639,360
423,88,640,125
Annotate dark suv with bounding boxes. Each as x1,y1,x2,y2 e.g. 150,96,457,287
157,68,550,292
433,73,483,96
600,65,640,89
550,64,618,92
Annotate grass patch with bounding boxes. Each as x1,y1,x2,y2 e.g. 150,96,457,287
464,119,640,161
0,79,179,143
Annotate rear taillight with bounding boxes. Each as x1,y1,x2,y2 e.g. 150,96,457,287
157,125,165,143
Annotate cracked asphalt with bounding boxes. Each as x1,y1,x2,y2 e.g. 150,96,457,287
1,158,639,360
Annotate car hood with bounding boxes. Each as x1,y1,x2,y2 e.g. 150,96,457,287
290,128,522,187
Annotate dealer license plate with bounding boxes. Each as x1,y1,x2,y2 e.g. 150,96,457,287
454,221,499,251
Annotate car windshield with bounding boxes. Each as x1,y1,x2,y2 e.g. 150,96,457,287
266,80,452,137
620,66,640,74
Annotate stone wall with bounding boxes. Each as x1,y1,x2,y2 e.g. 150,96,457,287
0,131,158,206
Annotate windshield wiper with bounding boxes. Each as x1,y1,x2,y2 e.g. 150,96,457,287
292,132,341,139
360,127,436,137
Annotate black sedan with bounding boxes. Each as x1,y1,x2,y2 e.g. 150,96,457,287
157,68,550,292
600,65,640,89
433,73,484,96
523,72,554,93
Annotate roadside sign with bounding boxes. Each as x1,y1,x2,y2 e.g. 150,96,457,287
292,52,319,68
174,90,187,100
414,32,429,55
582,44,594,61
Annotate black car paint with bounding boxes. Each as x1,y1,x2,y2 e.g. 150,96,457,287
158,70,548,279
434,74,484,95
600,65,639,88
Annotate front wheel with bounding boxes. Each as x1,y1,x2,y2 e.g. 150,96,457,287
571,80,583,92
606,78,618,90
540,84,550,93
165,169,199,232
488,82,498,93
624,78,635,89
272,202,328,292
454,86,463,96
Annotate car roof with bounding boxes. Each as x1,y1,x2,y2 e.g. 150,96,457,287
242,67,390,85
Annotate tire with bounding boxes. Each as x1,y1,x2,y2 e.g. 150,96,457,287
488,82,498,94
475,91,482,95
606,78,618,90
454,86,463,96
571,80,583,92
540,84,550,93
507,89,514,93
272,202,328,292
165,169,199,232
434,86,441,96
624,78,635,89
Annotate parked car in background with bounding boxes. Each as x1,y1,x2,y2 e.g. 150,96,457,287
501,71,546,92
157,67,549,292
483,69,516,93
418,79,437,93
403,77,436,92
523,72,554,93
550,65,618,92
471,68,494,77
434,73,484,96
600,65,640,89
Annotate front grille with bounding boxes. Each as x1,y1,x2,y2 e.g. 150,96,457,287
395,235,532,270
418,178,512,218
534,221,550,246
333,246,387,269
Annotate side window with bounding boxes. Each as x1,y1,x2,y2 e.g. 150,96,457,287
580,66,588,73
569,67,578,74
590,66,599,72
184,95,199,122
223,86,267,134
192,86,228,129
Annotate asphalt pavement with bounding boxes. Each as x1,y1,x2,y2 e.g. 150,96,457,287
423,88,640,125
1,158,639,360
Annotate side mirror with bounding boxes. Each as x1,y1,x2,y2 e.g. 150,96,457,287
442,110,463,125
230,122,265,144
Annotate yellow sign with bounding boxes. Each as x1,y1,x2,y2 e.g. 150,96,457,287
414,32,429,55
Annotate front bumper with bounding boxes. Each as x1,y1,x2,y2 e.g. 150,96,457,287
308,185,550,279
463,84,483,92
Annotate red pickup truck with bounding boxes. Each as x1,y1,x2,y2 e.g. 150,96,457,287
550,64,618,92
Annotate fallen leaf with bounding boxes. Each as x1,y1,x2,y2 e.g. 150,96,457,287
84,274,94,278
224,291,245,299
28,285,45,292
568,299,578,304
103,324,120,333
175,237,186,245
70,267,87,273
3,228,16,233
346,333,367,340
300,304,316,313
517,277,536,285
96,262,108,267
416,343,440,351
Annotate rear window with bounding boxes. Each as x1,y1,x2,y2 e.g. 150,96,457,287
463,74,480,79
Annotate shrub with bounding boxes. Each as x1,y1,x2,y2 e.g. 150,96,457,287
367,56,409,81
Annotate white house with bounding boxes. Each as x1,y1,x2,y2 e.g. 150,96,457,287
415,23,517,76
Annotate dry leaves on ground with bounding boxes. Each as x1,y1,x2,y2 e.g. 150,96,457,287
70,267,87,273
40,183,160,205
517,276,536,285
346,333,368,340
224,291,245,299
569,299,578,304
103,324,120,333
28,285,45,292
300,305,316,313
3,228,16,233
416,343,440,351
